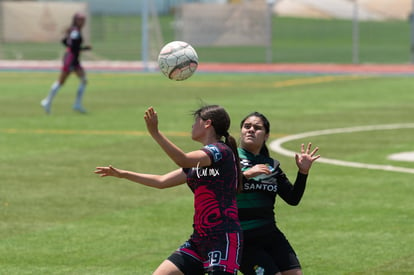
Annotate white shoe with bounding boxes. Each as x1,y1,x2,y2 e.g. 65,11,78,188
73,104,87,113
41,99,51,114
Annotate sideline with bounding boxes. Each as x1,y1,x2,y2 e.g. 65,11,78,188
269,123,414,174
1,60,414,75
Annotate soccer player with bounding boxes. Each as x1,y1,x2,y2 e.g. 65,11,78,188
41,12,91,114
95,105,243,275
237,112,320,275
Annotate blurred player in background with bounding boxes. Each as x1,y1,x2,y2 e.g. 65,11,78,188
95,105,243,275
237,112,320,275
41,12,91,114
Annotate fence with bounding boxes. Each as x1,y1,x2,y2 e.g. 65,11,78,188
0,0,413,64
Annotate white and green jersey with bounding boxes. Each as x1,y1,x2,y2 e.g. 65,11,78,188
237,148,308,234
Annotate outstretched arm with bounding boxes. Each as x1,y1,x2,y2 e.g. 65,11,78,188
94,166,186,189
144,107,211,168
278,143,320,205
295,142,320,174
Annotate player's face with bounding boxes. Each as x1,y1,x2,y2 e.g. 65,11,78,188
75,16,86,28
191,116,206,142
240,116,269,154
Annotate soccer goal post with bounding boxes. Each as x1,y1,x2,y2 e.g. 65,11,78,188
141,0,164,71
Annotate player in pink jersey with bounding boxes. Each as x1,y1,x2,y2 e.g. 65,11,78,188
41,12,91,114
95,105,243,275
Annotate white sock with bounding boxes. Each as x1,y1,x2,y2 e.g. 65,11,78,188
45,81,60,103
74,79,87,106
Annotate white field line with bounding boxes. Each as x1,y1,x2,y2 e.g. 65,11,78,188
269,123,414,174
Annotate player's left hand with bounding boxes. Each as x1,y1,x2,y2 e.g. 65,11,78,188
144,107,159,136
295,143,320,174
94,165,123,178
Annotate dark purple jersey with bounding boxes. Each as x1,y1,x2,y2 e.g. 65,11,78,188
61,27,84,72
184,142,241,237
62,26,83,56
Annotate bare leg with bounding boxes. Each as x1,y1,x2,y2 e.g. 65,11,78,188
281,268,302,275
152,260,184,275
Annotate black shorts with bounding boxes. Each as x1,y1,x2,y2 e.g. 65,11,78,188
167,232,242,275
62,51,82,73
239,226,301,275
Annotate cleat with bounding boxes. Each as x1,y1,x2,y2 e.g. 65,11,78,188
73,104,87,113
41,99,51,114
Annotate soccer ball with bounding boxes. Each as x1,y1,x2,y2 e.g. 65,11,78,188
158,41,198,81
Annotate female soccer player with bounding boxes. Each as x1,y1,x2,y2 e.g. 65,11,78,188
95,105,243,275
237,112,320,275
41,12,91,114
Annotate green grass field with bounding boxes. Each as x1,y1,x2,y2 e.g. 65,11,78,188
1,70,414,274
1,15,411,63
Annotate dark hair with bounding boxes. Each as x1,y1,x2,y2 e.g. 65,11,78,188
240,112,271,157
64,12,85,36
72,12,85,27
193,105,242,190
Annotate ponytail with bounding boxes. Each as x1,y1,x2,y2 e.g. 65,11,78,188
225,134,243,192
192,104,243,192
